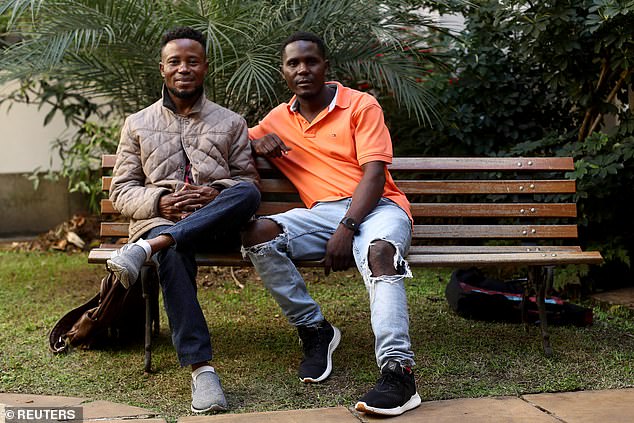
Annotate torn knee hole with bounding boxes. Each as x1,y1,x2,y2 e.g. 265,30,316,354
242,218,283,247
368,240,398,276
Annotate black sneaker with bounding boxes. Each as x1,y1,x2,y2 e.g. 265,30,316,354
297,320,341,383
355,360,422,416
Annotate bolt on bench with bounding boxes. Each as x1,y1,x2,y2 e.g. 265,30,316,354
90,155,603,370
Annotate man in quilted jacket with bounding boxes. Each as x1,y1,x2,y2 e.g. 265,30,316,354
107,27,260,414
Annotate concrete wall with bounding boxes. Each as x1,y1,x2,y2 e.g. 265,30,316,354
0,174,85,237
0,81,70,173
0,81,85,237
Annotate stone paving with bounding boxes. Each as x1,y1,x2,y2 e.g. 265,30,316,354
2,388,634,422
0,393,161,422
592,286,634,311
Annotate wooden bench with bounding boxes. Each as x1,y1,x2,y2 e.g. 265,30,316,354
89,154,603,370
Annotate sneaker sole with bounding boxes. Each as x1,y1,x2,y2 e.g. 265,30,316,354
191,403,227,413
299,325,341,383
355,392,422,416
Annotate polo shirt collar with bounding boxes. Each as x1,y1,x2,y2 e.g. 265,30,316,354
287,81,350,113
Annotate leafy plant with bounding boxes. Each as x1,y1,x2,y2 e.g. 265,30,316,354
0,77,115,214
395,0,634,289
55,121,120,214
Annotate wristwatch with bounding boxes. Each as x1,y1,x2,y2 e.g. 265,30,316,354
339,216,360,234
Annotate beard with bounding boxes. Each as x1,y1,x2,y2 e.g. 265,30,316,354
167,84,204,100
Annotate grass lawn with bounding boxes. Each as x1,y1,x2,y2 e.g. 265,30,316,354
1,250,633,421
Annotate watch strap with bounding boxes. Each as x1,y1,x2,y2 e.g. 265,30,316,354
340,216,360,234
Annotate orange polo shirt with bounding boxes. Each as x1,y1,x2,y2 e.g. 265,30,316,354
249,81,411,221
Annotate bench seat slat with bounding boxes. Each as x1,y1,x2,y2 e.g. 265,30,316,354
93,244,583,255
101,222,579,239
88,248,602,267
405,251,603,267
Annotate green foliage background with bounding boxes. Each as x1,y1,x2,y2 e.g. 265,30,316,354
1,0,633,288
0,0,446,213
388,0,634,289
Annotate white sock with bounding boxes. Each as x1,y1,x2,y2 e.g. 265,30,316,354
135,239,153,261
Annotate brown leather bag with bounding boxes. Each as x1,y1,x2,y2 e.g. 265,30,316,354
49,270,148,353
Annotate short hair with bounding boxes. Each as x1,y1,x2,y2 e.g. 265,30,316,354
281,31,327,59
160,27,207,55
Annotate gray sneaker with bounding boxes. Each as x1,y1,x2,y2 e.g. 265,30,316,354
106,243,147,288
191,367,228,413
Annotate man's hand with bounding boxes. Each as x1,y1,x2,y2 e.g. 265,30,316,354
251,134,292,158
323,226,355,276
158,184,220,221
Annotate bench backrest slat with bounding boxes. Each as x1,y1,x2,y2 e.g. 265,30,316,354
396,180,575,194
408,245,583,253
102,200,576,218
386,157,574,171
413,225,578,239
98,154,582,248
103,177,297,193
103,177,576,195
100,222,129,237
100,222,579,239
102,155,575,172
409,203,577,217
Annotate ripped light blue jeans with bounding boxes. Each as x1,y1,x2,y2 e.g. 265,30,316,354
242,198,415,368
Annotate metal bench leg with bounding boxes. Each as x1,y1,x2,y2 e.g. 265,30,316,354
529,266,554,356
149,269,160,337
521,278,530,334
140,266,155,373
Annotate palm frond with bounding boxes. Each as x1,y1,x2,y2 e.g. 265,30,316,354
0,0,45,28
1,0,455,125
222,50,281,109
336,49,439,124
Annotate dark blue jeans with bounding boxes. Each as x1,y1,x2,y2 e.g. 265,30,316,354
141,182,260,367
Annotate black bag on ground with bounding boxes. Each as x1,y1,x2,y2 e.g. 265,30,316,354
445,268,592,326
49,270,148,353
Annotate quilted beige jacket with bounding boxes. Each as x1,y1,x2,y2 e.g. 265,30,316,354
110,89,259,241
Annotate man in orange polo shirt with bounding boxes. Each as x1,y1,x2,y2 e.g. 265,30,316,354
242,31,420,417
